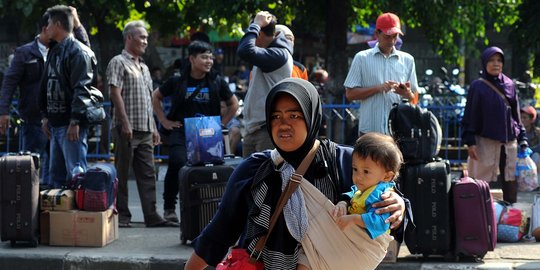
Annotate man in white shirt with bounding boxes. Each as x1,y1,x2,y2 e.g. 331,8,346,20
344,12,418,135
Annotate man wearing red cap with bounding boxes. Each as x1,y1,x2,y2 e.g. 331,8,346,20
344,12,418,135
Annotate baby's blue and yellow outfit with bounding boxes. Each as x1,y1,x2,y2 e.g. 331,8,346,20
344,181,395,239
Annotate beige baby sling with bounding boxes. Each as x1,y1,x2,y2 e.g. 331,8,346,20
300,180,393,270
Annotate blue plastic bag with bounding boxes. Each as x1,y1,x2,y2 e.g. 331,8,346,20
184,115,224,166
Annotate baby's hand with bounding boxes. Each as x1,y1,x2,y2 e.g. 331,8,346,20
332,201,348,220
336,215,356,230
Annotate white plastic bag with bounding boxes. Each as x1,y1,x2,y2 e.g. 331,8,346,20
516,148,539,192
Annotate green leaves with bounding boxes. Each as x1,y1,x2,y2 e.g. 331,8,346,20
2,0,536,78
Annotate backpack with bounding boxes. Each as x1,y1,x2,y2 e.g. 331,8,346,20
74,163,118,211
388,101,442,163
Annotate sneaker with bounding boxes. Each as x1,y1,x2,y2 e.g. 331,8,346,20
119,222,132,228
164,209,179,223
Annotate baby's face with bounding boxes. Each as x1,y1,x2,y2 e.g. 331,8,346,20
352,155,392,192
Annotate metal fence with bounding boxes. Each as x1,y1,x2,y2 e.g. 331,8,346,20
0,101,468,165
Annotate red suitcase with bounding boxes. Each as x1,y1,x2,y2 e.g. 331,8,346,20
453,170,497,259
0,153,40,247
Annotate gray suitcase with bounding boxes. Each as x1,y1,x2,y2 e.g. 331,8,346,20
0,153,40,247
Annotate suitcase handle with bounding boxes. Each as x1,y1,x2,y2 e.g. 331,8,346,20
460,169,475,183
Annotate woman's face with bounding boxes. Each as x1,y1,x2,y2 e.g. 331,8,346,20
486,53,503,77
270,94,308,152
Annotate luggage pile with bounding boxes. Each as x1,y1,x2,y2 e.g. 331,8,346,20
0,153,119,248
389,101,497,260
45,162,119,247
494,201,528,243
43,162,118,247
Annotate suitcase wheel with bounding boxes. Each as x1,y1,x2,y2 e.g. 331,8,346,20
443,252,457,262
10,240,15,247
30,238,38,248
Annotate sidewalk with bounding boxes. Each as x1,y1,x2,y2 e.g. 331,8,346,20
1,167,540,270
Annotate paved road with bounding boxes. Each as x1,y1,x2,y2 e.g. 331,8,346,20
1,166,540,269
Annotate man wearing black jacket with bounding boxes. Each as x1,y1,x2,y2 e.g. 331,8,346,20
1,7,89,188
39,5,96,188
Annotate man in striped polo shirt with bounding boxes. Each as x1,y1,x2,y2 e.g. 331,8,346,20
344,12,418,136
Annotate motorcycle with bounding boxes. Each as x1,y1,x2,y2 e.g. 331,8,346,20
420,67,466,108
419,67,467,139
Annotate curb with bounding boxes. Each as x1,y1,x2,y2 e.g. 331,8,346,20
2,252,540,270
0,253,187,270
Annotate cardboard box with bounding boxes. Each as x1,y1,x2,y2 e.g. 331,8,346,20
40,211,50,245
49,209,118,247
381,239,400,263
40,189,75,211
491,189,503,202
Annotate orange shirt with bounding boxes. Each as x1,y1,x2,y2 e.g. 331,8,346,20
292,61,308,80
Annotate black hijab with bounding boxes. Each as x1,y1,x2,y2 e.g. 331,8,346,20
265,78,322,167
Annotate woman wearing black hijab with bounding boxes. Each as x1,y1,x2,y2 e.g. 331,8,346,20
185,78,407,270
462,46,528,203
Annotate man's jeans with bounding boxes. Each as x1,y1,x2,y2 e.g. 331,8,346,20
21,122,50,186
49,125,88,188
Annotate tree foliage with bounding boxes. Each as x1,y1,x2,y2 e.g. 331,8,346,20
400,0,521,66
1,0,536,77
510,0,540,76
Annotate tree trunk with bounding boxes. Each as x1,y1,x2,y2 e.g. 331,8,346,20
324,0,352,144
324,0,349,100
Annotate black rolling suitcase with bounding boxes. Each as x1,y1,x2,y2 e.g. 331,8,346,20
0,153,40,247
178,164,233,244
400,160,453,258
222,127,243,168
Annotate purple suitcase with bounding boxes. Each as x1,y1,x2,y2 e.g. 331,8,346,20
453,170,497,259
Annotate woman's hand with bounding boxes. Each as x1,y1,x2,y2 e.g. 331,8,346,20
372,191,405,229
468,145,478,160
